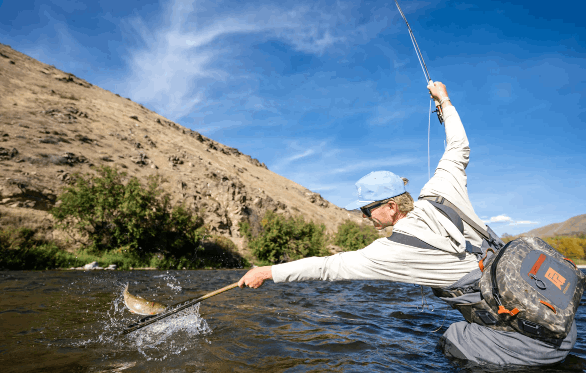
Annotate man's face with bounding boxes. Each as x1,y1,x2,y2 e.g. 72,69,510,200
362,202,396,230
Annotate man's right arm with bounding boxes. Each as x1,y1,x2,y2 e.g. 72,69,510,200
419,82,487,246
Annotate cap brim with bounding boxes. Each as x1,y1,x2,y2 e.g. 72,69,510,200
344,200,372,211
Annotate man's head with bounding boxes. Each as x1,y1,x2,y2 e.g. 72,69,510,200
345,171,414,230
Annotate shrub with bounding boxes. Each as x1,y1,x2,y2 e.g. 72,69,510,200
0,227,85,270
500,233,517,244
193,235,250,269
247,211,329,265
544,236,586,259
334,220,380,251
500,234,585,259
51,166,205,260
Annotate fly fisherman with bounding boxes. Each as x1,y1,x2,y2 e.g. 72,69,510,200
238,81,578,366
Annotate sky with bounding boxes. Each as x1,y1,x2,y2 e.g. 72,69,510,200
1,0,584,236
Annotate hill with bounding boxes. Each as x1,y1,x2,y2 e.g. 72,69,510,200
0,43,362,257
520,214,586,238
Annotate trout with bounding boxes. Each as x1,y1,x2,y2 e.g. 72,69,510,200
123,284,168,315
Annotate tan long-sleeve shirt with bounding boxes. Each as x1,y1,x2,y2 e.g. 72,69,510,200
272,105,485,288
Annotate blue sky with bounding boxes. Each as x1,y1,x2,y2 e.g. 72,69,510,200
1,0,584,235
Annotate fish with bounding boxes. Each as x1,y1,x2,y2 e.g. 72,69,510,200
123,284,168,315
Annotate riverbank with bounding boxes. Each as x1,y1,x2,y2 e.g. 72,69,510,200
0,227,250,270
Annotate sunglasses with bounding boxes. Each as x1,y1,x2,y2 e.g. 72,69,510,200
360,200,387,218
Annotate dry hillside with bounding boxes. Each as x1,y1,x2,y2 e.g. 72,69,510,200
520,214,586,238
0,43,363,255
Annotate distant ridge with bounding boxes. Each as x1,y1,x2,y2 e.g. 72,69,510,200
520,214,586,238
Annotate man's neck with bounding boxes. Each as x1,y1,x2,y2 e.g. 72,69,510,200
392,211,407,225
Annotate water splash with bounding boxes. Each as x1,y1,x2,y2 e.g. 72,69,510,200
125,303,212,361
47,275,211,362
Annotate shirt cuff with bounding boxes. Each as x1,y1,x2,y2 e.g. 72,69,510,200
442,105,457,121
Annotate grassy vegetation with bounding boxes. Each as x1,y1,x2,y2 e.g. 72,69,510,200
0,227,85,270
333,220,380,251
51,166,206,259
1,166,248,270
0,227,249,270
241,211,330,266
239,213,382,265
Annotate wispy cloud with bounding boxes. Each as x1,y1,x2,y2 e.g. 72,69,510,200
328,156,419,175
484,214,513,223
118,0,384,120
286,149,316,162
511,220,539,225
483,215,539,226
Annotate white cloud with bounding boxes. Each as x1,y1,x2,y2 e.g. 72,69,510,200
485,214,513,223
286,149,316,162
483,215,539,226
511,220,539,225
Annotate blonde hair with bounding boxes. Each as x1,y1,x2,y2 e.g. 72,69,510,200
384,177,414,213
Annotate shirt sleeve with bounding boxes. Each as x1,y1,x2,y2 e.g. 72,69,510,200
271,237,478,288
421,105,470,196
419,105,487,246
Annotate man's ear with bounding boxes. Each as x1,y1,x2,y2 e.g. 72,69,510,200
387,200,398,214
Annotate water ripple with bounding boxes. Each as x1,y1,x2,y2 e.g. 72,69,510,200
0,270,585,372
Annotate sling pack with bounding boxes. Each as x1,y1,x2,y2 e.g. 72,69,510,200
474,236,585,342
389,197,585,346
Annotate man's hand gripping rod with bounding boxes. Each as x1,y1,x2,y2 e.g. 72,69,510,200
393,0,444,124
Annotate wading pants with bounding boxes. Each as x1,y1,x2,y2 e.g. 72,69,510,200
439,320,577,366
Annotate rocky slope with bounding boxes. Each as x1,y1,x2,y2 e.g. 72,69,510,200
0,43,362,255
520,214,586,238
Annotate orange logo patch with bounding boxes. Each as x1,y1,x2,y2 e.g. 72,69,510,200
545,267,566,290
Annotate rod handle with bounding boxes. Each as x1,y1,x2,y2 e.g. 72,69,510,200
428,80,441,109
428,80,445,125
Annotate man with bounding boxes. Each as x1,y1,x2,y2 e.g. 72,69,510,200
238,82,577,366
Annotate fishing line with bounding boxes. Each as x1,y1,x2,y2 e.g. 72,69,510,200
393,0,432,84
393,0,444,127
394,1,455,328
428,99,431,180
431,306,450,333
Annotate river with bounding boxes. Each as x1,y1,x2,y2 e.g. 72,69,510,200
1,270,585,372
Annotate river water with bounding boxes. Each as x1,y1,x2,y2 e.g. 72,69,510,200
1,270,585,373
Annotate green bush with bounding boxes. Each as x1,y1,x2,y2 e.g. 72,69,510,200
193,235,250,269
0,227,85,270
334,220,380,251
246,211,329,265
51,166,206,260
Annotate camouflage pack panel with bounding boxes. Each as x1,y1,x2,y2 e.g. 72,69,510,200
479,237,585,340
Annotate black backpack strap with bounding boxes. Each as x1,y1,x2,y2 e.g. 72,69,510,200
388,231,477,257
420,195,488,238
387,232,439,251
465,241,483,255
419,195,504,249
426,200,464,234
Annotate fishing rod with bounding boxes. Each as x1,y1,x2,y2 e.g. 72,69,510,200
121,282,239,335
393,0,444,125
